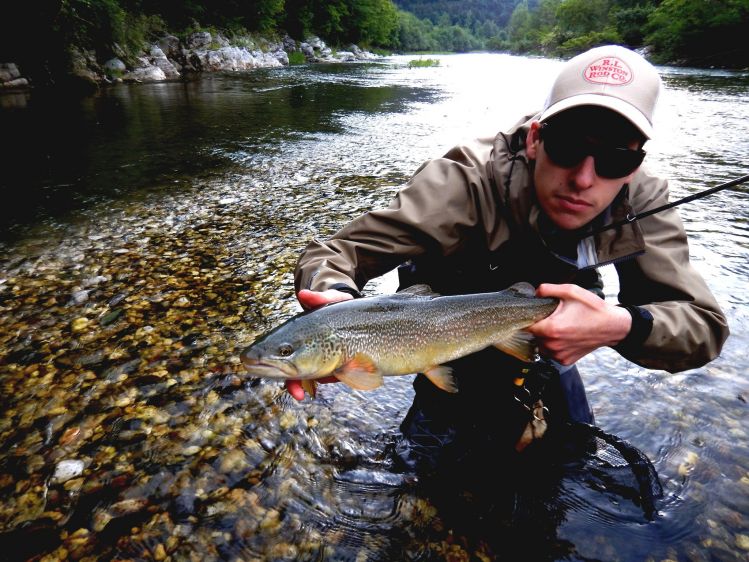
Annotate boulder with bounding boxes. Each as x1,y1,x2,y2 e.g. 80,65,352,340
123,57,167,82
158,35,182,60
103,58,126,75
282,35,297,53
0,63,21,82
148,45,180,79
187,31,212,50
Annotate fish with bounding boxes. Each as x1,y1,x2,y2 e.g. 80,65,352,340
240,282,558,395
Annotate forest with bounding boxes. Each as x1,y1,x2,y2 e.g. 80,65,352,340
2,0,747,88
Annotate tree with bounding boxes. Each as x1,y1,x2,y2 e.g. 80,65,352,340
646,0,749,67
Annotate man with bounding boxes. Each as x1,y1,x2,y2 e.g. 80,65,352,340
285,45,729,469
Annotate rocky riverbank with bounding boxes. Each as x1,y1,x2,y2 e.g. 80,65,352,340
0,33,377,92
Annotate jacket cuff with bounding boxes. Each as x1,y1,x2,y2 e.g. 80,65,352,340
330,283,363,299
613,304,654,353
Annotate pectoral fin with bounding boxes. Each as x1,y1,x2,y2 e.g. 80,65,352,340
301,380,318,398
494,330,538,362
423,365,458,393
334,354,384,391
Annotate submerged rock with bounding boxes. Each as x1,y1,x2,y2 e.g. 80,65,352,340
52,459,85,483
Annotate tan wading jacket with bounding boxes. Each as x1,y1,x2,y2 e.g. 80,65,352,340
294,114,729,373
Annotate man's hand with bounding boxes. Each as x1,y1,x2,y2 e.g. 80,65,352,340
527,283,632,365
297,288,353,310
285,288,354,400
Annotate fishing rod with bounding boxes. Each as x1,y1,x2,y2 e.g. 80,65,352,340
588,173,749,237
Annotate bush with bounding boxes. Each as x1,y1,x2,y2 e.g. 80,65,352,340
288,51,307,65
557,29,624,56
408,57,440,68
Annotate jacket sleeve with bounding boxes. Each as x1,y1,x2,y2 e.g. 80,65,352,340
615,172,730,372
294,143,493,294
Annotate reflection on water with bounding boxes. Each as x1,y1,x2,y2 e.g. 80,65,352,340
0,64,435,238
0,54,748,560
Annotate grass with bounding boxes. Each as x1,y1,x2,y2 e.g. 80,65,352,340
408,57,440,68
288,51,306,65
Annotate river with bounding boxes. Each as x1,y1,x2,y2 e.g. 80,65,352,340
0,53,747,561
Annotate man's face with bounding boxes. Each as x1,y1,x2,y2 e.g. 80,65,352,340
526,108,645,231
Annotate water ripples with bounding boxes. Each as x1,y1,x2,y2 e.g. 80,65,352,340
1,54,748,560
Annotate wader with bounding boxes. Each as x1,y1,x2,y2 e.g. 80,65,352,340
393,216,597,474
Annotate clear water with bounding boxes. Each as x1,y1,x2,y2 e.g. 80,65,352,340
0,54,747,560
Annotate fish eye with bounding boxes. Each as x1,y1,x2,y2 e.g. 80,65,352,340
278,344,294,357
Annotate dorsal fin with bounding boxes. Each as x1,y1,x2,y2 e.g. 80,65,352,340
504,282,536,298
397,284,441,297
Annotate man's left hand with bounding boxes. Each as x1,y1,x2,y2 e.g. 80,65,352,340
528,283,632,365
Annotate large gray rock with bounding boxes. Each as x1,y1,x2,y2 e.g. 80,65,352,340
69,47,102,87
187,31,212,50
0,77,29,89
103,58,126,74
300,43,314,59
306,36,325,50
148,45,180,79
273,49,289,66
334,51,356,62
158,35,181,59
123,57,167,82
0,63,21,82
282,35,297,52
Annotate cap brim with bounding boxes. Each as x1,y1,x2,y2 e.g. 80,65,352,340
539,93,654,139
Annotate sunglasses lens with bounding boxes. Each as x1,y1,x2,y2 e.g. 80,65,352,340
541,124,644,179
542,127,586,167
595,149,645,178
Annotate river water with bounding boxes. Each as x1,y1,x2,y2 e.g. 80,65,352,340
0,53,748,561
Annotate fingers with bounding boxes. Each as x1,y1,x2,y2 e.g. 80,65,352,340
535,283,584,300
529,283,632,364
297,289,353,310
285,376,340,401
286,380,305,401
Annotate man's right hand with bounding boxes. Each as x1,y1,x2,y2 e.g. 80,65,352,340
285,288,354,400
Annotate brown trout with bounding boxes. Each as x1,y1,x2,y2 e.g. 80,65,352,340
240,282,558,395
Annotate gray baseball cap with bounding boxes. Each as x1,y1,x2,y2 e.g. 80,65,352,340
540,45,662,139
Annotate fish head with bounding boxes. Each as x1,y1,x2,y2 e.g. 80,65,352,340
240,319,343,380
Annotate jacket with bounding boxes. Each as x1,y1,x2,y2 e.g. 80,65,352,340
294,114,729,373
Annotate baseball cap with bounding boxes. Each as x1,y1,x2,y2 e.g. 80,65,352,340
539,45,662,139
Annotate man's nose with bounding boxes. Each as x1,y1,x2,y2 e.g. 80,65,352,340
569,155,597,190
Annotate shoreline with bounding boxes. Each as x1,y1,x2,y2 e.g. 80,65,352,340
0,33,379,96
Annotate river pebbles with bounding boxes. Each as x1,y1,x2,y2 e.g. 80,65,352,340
0,173,474,560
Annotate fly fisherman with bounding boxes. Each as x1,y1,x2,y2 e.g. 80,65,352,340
286,45,729,470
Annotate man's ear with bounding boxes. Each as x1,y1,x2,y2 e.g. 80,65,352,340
526,121,541,159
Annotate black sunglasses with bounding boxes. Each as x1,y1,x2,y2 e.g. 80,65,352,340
539,122,646,179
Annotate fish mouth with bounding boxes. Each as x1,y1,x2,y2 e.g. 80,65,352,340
241,357,298,379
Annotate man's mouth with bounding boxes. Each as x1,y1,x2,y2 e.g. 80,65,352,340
557,194,592,211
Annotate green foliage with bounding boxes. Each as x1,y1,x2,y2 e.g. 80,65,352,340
1,0,745,87
557,29,623,55
612,4,655,46
645,0,749,67
395,1,521,30
288,51,307,64
408,57,440,67
395,10,437,51
353,0,400,46
507,1,541,52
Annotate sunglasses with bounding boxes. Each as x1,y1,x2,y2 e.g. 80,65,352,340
539,123,646,179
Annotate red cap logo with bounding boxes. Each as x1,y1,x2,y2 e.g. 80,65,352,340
584,57,633,86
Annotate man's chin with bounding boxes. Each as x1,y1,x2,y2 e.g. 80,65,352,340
548,211,593,232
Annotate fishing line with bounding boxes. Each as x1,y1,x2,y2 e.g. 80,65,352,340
588,173,749,237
